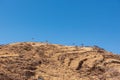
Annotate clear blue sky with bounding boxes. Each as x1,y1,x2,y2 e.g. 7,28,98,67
0,0,120,54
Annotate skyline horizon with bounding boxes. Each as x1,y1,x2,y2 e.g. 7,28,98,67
0,0,120,54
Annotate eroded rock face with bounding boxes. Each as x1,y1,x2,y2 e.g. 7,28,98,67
0,42,120,80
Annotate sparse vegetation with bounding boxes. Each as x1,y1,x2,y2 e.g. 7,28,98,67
0,42,120,80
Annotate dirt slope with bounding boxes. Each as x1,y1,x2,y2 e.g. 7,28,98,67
0,42,120,80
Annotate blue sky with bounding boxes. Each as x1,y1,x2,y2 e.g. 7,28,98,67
0,0,120,53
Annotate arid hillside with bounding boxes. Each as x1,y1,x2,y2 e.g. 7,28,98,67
0,42,120,80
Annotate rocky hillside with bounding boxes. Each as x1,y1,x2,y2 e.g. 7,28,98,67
0,42,120,80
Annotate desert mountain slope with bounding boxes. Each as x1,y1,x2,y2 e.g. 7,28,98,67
0,42,120,80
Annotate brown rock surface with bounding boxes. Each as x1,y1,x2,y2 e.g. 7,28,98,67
0,42,120,80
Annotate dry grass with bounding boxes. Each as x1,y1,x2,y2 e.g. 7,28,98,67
0,42,120,80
